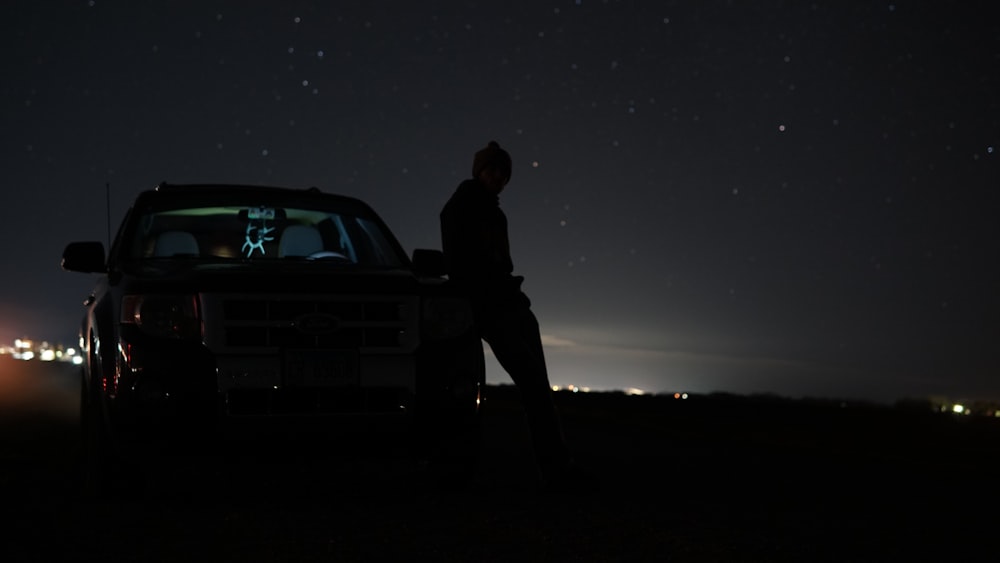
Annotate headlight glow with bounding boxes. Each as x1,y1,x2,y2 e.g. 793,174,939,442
422,297,474,341
121,294,202,339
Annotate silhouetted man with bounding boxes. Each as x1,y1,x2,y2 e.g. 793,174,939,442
440,140,573,486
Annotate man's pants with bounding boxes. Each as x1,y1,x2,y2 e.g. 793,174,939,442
480,305,570,477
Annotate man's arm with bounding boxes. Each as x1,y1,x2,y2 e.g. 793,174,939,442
440,203,482,283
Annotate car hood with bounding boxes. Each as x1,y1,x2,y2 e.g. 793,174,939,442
113,262,430,295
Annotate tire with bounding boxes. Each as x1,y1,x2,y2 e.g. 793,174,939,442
79,369,109,499
80,356,144,500
420,387,484,488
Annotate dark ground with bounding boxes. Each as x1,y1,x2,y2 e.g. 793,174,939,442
1,355,997,562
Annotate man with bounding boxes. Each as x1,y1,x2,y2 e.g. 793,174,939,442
440,140,573,485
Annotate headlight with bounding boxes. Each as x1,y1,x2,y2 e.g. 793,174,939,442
121,294,201,339
421,297,474,341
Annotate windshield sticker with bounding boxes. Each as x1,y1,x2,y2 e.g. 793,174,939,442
247,207,275,220
242,211,275,257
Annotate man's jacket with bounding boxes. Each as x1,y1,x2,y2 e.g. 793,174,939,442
440,179,529,318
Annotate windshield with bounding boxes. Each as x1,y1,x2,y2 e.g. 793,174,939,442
122,202,406,268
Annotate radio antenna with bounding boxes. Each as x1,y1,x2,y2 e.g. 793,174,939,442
106,182,112,248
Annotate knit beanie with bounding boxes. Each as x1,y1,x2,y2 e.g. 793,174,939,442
472,141,512,182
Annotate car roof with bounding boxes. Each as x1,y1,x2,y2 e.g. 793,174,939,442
150,182,365,203
128,182,378,213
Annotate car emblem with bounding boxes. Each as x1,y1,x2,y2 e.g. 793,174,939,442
293,312,340,335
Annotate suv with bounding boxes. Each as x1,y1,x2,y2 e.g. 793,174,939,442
62,183,484,493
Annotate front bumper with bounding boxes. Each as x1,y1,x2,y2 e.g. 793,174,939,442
111,334,478,427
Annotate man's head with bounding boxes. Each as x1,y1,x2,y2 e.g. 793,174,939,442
472,141,512,194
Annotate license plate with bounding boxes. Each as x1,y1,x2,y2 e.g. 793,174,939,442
283,350,358,387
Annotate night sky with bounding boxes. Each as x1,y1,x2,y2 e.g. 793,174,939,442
3,2,997,403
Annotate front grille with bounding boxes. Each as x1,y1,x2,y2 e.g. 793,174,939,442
201,294,418,354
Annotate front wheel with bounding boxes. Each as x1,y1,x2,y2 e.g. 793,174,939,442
417,385,484,487
79,368,144,500
79,369,110,498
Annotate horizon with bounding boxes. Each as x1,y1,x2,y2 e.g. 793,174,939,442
2,333,991,408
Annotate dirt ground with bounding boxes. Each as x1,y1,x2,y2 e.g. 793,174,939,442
1,357,997,562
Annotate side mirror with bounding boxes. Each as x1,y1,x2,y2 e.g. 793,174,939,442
62,241,107,273
411,248,447,277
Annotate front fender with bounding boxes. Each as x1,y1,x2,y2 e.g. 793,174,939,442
86,293,120,400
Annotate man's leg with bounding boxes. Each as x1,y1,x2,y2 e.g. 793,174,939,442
482,307,570,478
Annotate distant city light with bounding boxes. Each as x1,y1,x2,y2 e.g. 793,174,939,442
3,338,81,363
552,385,643,395
550,385,591,393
